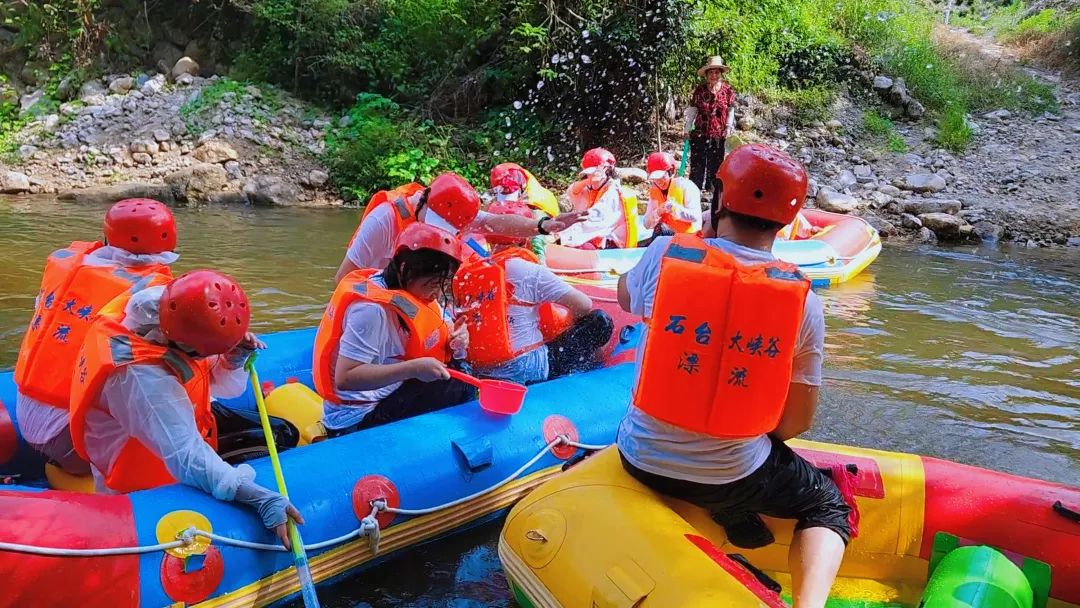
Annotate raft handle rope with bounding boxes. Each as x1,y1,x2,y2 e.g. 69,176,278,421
0,436,607,557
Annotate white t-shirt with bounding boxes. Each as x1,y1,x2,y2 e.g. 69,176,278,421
15,246,178,446
322,275,408,430
616,236,826,484
476,257,574,384
345,201,493,271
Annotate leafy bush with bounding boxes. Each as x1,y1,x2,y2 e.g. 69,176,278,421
862,109,907,152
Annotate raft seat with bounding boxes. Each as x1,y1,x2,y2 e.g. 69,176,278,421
44,463,95,494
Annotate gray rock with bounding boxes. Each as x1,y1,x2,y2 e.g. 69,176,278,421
0,171,32,194
873,75,894,90
224,160,243,180
615,167,648,184
825,119,843,130
853,165,873,179
176,73,195,86
737,116,755,131
972,221,1004,242
243,175,303,206
918,212,964,239
141,74,166,95
192,140,238,164
108,76,134,95
306,169,330,188
772,125,789,138
904,99,926,119
879,184,902,197
131,152,153,165
18,144,38,158
917,226,938,244
78,79,107,102
1067,237,1080,247
338,115,352,128
982,109,1011,120
901,173,947,193
171,57,200,81
867,191,891,208
152,128,171,143
165,163,229,206
129,139,156,154
864,213,897,237
837,170,858,189
55,75,77,101
815,187,859,213
153,41,184,74
57,183,171,205
19,89,45,115
900,213,923,229
902,199,962,215
888,79,911,106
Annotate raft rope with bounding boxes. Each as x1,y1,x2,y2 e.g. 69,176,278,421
0,436,606,558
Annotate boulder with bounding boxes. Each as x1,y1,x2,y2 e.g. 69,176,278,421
917,226,938,244
19,89,45,115
176,73,195,86
972,221,1004,242
918,212,964,239
853,164,873,179
815,187,859,213
129,139,157,154
131,152,153,165
141,74,166,95
901,199,962,215
904,99,926,119
78,79,107,104
901,173,946,193
982,109,1011,120
737,116,755,131
305,169,330,188
863,213,896,237
108,76,134,95
900,213,923,229
192,140,238,164
867,191,891,208
878,184,902,197
152,128,171,143
224,160,243,181
825,119,843,130
153,41,184,75
0,171,32,194
872,75,894,91
243,175,303,206
615,167,648,185
837,170,858,189
58,183,171,205
887,79,910,107
171,57,200,81
165,163,229,206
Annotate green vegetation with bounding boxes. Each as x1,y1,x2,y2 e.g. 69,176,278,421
862,110,907,153
178,78,282,136
956,2,1080,75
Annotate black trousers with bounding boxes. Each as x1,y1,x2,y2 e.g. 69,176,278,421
545,310,614,380
688,135,726,229
328,376,477,436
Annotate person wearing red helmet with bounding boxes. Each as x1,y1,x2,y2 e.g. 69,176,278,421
562,147,640,249
616,144,847,608
14,198,179,475
316,223,476,435
642,151,703,240
452,201,614,385
68,270,304,549
489,162,561,219
335,172,585,282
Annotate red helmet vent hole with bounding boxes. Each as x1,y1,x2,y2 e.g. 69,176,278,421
208,302,218,309
131,235,140,242
220,319,226,326
225,301,233,308
169,302,178,310
753,189,764,199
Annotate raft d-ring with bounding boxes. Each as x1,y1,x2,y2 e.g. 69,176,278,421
353,475,400,529
543,415,579,460
156,510,212,558
161,546,224,605
525,530,548,543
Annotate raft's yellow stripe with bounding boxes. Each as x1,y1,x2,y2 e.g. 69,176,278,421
194,466,565,608
498,535,561,608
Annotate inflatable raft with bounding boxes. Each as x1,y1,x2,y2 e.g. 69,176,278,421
500,444,1080,608
0,291,641,607
546,209,881,288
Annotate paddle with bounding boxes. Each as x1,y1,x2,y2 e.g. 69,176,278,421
447,369,527,415
677,137,691,177
244,353,320,608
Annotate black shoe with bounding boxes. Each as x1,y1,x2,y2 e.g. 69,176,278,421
713,511,775,549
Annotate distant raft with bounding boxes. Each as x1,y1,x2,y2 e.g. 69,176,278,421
499,444,1080,608
546,209,882,288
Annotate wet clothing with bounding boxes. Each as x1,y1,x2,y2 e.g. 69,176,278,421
326,374,476,437
346,203,494,271
545,310,614,380
616,236,825,484
562,179,634,249
621,435,852,544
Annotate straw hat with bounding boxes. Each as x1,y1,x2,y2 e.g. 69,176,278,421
697,56,731,76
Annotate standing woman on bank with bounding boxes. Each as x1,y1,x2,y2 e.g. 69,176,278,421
684,56,736,230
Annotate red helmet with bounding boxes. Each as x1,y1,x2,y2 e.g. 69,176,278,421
159,270,250,356
103,198,177,254
490,163,527,193
484,200,534,245
395,222,464,262
646,152,677,177
581,147,616,170
426,173,481,230
718,144,808,225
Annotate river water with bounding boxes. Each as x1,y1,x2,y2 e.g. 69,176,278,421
1,197,1076,606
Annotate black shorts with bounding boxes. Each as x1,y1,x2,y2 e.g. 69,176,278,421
620,435,852,544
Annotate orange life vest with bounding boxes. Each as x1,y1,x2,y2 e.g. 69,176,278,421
313,269,450,403
649,178,699,234
69,291,216,493
633,235,810,438
565,180,639,248
346,183,426,256
14,241,172,408
452,247,572,367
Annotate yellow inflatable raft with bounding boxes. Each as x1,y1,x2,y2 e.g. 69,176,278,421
500,442,1080,608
